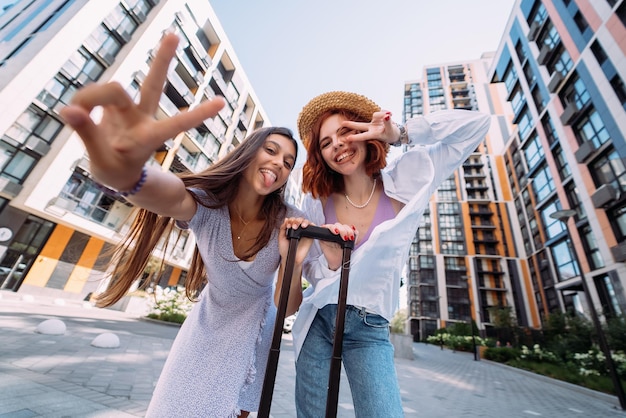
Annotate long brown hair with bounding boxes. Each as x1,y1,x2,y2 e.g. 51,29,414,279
96,127,298,307
302,109,389,199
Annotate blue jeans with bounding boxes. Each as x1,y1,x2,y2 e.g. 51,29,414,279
295,304,404,417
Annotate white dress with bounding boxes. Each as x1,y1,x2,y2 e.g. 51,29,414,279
146,199,303,417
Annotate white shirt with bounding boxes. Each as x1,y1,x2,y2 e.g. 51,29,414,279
292,109,491,357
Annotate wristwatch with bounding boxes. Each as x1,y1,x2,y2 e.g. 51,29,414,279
391,123,409,147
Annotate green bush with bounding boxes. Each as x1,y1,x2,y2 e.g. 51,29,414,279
147,287,194,324
483,347,519,363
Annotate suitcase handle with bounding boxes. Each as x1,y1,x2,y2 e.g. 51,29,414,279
286,225,355,250
259,225,354,418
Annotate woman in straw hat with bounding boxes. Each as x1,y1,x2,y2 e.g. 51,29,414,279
60,33,309,418
291,91,491,416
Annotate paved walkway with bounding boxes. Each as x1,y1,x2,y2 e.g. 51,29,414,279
0,290,624,417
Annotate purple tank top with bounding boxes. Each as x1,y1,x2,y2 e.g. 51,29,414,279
324,191,396,250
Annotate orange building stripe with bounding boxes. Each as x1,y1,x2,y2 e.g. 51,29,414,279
22,225,74,287
40,225,74,258
167,267,182,287
64,237,106,293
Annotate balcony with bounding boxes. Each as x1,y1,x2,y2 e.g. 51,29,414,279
0,178,22,198
528,20,543,42
591,184,619,208
574,141,595,163
548,72,565,93
560,103,578,125
611,241,626,262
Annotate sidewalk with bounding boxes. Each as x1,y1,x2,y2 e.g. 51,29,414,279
1,289,624,417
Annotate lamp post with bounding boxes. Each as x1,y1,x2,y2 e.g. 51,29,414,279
461,275,479,361
550,209,626,410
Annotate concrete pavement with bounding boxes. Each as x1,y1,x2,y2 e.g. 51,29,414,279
0,289,624,417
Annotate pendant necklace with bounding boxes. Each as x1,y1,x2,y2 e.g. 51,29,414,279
345,178,377,209
232,206,251,240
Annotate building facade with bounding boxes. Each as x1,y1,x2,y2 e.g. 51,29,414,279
490,0,626,324
0,0,287,300
406,0,626,341
403,55,533,341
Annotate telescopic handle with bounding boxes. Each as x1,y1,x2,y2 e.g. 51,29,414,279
286,225,355,249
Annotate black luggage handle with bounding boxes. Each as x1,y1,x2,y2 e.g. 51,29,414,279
259,225,354,418
285,225,355,249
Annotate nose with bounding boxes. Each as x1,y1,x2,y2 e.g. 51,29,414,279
331,135,345,149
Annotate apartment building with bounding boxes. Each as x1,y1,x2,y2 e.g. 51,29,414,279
0,0,284,300
407,0,626,342
489,0,626,327
403,54,529,341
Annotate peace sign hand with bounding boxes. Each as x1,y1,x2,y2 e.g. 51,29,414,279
59,33,225,192
341,110,401,145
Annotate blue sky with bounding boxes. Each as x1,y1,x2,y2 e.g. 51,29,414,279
211,0,516,136
0,0,517,142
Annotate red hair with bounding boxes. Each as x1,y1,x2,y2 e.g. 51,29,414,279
302,109,389,199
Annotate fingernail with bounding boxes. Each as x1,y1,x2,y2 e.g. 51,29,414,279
351,225,356,230
384,115,390,121
335,228,339,233
386,111,391,115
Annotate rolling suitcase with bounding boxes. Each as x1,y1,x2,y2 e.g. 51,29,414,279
258,225,355,418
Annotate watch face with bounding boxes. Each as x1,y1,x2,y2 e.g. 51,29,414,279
0,227,13,242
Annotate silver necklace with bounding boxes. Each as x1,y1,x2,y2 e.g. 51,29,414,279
345,178,377,209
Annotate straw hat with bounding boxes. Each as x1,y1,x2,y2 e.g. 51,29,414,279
297,91,381,147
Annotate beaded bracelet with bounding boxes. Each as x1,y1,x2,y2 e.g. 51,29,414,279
119,166,148,197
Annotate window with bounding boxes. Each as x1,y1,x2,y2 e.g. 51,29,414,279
36,74,77,113
553,145,571,180
0,144,36,183
60,170,130,227
523,61,537,87
574,108,610,148
419,255,435,269
527,1,548,27
84,24,122,65
60,47,105,85
538,23,560,53
531,164,556,202
3,106,61,146
580,225,604,270
503,63,518,93
590,149,626,195
610,204,626,241
615,2,626,27
541,199,567,240
516,106,533,139
438,202,460,215
104,4,138,42
550,239,579,281
542,115,560,145
564,182,585,219
560,75,591,111
531,85,545,113
546,45,573,76
610,75,626,109
523,133,544,170
591,41,608,66
515,40,527,63
573,11,589,33
444,256,466,271
510,84,525,114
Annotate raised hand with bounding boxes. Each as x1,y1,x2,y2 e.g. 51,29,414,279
59,33,225,192
341,110,401,145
